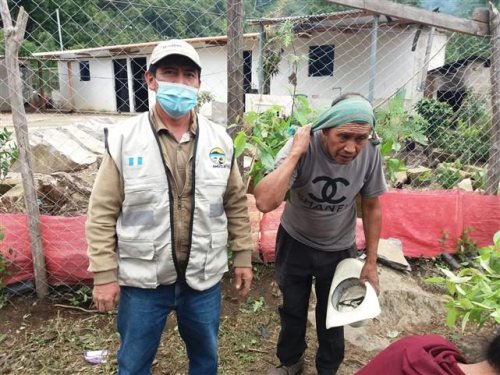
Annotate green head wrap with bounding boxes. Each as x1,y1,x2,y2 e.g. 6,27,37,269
311,96,375,132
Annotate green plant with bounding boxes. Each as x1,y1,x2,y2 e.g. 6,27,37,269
261,20,296,93
379,137,407,186
415,96,491,164
436,121,490,164
426,231,500,330
454,227,479,264
196,90,215,110
434,162,462,189
471,169,486,191
0,128,19,181
414,98,453,138
68,286,93,307
239,296,266,314
458,92,491,128
376,89,428,146
233,97,317,187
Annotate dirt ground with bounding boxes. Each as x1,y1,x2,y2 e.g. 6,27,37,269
0,261,496,375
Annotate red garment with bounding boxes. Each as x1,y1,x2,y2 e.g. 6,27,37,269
355,335,467,375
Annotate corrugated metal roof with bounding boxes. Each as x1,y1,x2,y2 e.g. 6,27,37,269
32,33,259,60
246,8,418,34
247,9,366,25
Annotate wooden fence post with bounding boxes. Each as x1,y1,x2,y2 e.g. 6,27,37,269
487,3,500,195
0,0,49,297
227,0,245,134
227,0,245,177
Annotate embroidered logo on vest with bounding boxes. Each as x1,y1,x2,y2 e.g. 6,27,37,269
209,147,229,168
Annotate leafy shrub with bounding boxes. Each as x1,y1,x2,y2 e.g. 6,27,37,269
437,122,490,164
415,95,491,164
458,92,490,128
414,98,453,138
426,231,500,330
233,95,318,187
0,128,19,181
434,162,462,189
375,89,428,146
196,90,215,110
379,138,406,186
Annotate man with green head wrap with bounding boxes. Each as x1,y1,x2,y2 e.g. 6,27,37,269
255,93,387,375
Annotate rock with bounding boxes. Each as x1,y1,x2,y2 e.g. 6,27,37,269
407,166,433,187
377,238,411,271
394,171,408,185
457,178,474,191
429,148,455,163
1,182,23,199
0,175,21,195
59,126,104,155
1,183,24,212
462,165,484,174
11,129,98,174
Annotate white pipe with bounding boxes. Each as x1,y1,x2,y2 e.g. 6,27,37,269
56,9,63,50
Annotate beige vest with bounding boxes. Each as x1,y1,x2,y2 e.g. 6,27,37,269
106,113,233,291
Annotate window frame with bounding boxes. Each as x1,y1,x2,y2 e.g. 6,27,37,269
308,44,335,77
79,60,91,81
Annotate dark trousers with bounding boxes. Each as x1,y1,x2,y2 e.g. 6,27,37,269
275,225,354,375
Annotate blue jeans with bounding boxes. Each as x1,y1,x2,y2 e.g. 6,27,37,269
117,281,221,375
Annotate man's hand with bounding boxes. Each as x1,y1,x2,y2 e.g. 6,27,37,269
93,282,120,312
233,267,253,297
290,123,312,157
359,261,380,295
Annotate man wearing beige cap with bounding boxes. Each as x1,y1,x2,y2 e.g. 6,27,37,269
86,39,253,375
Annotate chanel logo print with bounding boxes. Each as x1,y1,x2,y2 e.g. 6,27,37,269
308,176,350,204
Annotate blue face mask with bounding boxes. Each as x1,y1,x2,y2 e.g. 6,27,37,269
156,81,198,118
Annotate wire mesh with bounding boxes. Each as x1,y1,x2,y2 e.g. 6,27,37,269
0,0,498,299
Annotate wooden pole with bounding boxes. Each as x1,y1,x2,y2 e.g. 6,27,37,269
325,0,489,36
486,3,500,195
0,0,49,297
227,0,244,134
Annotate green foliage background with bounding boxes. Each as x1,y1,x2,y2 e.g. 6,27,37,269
0,0,497,57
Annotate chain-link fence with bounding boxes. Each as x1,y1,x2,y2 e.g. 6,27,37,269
0,0,499,300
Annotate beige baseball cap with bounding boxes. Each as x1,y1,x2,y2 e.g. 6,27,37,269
326,258,381,328
149,39,202,69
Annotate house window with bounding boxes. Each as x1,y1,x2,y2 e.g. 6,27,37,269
79,61,90,81
308,45,334,77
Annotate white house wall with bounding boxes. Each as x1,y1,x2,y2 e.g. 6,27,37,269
51,29,446,114
58,59,116,112
269,27,446,110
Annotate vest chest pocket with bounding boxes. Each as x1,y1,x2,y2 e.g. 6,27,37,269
121,184,169,236
123,185,160,207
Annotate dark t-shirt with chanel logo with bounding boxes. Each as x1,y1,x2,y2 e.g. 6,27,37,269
275,132,387,251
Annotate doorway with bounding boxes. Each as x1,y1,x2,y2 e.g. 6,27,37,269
131,57,149,112
113,59,129,112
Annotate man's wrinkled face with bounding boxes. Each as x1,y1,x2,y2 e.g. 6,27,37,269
321,122,371,164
